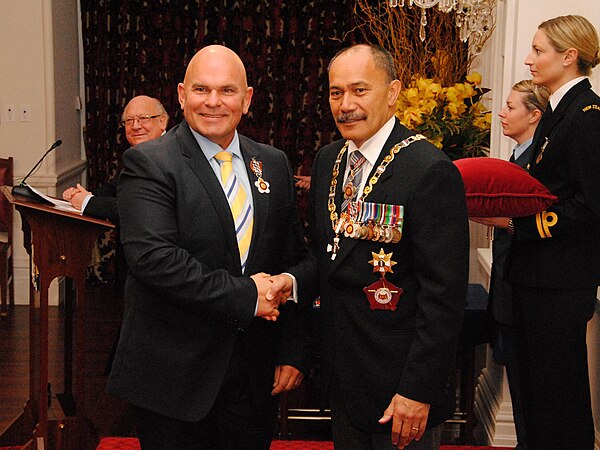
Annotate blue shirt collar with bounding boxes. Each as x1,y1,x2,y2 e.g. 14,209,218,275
513,137,533,161
189,127,242,161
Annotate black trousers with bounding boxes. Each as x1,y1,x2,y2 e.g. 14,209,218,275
494,323,528,449
329,379,443,450
512,284,596,450
133,340,278,450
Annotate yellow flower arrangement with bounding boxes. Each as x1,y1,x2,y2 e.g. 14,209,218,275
396,72,491,159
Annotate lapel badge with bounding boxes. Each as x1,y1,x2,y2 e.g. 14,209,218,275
250,158,270,193
363,248,403,311
535,137,549,165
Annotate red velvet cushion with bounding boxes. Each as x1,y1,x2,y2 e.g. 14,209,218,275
453,157,558,217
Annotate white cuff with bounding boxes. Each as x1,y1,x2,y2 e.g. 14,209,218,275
80,193,94,212
282,272,298,303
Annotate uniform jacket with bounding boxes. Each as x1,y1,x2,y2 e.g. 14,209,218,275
489,147,532,325
106,120,308,421
291,119,470,432
510,78,600,288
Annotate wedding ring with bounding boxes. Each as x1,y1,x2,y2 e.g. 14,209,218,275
411,427,419,431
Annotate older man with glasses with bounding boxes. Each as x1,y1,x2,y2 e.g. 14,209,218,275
121,95,169,146
63,95,169,219
62,95,169,300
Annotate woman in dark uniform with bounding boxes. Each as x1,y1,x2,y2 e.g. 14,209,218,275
473,15,600,450
489,79,549,450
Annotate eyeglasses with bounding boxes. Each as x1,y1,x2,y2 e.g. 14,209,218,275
121,114,162,127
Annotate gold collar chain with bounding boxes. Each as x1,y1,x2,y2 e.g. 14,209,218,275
327,134,426,229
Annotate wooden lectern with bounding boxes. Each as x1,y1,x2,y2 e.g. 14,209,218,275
0,186,114,450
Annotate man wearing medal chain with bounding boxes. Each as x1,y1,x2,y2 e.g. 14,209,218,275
268,44,469,449
106,45,309,449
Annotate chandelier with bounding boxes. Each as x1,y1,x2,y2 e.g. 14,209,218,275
389,0,495,50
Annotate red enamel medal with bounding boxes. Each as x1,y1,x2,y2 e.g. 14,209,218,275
363,248,403,311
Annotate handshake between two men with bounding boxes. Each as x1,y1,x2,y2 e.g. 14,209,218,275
250,273,295,322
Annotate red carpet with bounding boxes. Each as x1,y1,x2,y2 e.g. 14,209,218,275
269,445,513,450
269,443,512,450
0,442,514,450
92,437,513,450
271,442,332,450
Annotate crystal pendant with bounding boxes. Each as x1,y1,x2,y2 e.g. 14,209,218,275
419,9,427,42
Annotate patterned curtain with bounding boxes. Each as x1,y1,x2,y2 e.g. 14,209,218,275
80,0,361,283
80,0,361,188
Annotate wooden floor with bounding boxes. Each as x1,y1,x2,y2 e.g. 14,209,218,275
0,282,480,447
0,281,333,447
0,282,135,445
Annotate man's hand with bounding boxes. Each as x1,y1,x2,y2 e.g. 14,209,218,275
294,175,311,191
62,183,90,210
251,272,280,321
271,365,304,395
266,274,294,305
379,394,430,449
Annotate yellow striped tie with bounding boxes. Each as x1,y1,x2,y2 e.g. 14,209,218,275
214,151,253,271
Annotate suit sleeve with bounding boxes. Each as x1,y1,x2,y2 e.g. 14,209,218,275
82,179,119,221
397,159,470,404
514,105,600,241
92,179,118,197
84,196,119,222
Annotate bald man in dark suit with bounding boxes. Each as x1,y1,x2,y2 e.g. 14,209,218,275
106,46,309,450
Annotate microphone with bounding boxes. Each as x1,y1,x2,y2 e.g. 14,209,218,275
12,139,63,203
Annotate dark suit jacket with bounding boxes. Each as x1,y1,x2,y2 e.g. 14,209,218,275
489,148,532,325
85,179,118,222
291,119,470,431
106,120,309,422
510,79,600,288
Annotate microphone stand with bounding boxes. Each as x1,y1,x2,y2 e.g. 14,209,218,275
12,140,62,204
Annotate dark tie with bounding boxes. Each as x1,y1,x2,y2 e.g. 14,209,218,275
341,150,366,212
541,104,553,125
509,150,516,163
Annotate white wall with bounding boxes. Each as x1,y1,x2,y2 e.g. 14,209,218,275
490,0,600,161
0,0,83,305
0,1,48,175
52,0,85,181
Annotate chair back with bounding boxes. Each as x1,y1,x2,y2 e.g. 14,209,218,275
0,157,14,241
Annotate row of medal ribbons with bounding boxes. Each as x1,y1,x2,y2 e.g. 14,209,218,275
343,201,404,243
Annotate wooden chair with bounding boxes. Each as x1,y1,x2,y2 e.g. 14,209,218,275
0,157,14,317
